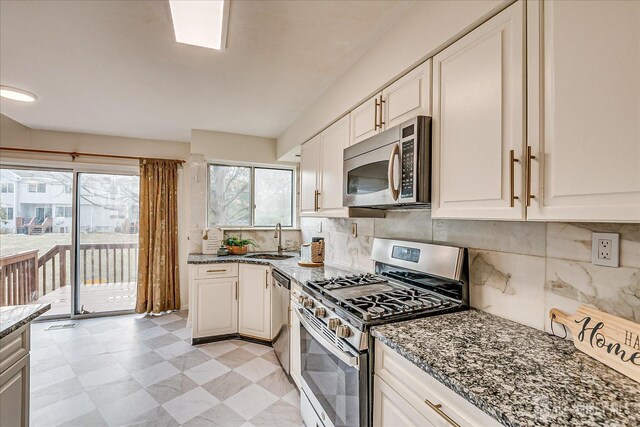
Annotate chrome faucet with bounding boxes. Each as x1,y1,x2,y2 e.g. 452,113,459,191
274,222,284,254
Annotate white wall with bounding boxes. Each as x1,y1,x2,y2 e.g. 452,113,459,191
0,114,192,308
192,129,278,165
1,114,31,147
276,0,510,158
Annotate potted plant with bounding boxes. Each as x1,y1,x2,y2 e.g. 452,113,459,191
225,236,255,255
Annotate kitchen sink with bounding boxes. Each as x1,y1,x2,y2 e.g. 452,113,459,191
245,253,294,260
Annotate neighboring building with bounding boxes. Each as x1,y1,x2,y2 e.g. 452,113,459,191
0,169,138,235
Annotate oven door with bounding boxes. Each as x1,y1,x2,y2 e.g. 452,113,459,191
295,307,368,427
343,142,401,208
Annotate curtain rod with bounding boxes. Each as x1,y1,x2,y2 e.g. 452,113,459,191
0,146,186,164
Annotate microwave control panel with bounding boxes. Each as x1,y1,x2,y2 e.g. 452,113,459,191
400,121,415,200
401,139,414,198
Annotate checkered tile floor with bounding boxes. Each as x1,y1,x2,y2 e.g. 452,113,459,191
30,311,303,426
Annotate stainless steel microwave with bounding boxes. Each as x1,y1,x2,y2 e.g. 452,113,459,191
343,116,430,208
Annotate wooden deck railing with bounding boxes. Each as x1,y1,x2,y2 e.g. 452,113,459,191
0,250,38,306
1,243,138,307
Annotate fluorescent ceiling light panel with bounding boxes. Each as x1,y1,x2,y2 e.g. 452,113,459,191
0,85,38,102
169,0,229,50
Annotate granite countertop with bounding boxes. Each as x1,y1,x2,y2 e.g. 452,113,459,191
0,304,51,339
372,309,640,427
187,252,364,284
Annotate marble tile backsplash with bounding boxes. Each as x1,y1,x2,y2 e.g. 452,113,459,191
301,211,640,331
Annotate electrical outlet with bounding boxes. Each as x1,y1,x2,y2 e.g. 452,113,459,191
352,223,358,238
592,232,619,267
316,221,322,233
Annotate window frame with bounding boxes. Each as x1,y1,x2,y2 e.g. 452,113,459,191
207,163,295,229
1,183,14,193
0,207,14,220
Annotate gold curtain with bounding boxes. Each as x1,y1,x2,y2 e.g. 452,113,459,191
136,159,181,314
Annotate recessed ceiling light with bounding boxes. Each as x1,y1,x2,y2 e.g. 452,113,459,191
0,85,38,102
169,0,230,51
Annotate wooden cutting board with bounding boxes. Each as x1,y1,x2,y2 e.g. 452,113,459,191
549,305,640,383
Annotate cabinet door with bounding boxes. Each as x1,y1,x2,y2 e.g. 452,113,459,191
319,115,350,215
431,1,525,220
192,277,238,338
238,264,272,340
383,60,432,129
373,375,436,427
527,0,640,222
350,92,381,145
0,354,29,427
300,135,320,216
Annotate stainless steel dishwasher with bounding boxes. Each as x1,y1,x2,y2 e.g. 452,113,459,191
272,268,291,374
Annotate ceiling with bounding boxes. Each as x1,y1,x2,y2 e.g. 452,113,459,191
0,0,413,142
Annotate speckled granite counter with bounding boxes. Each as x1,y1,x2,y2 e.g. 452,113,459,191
372,309,640,427
187,253,364,284
0,304,51,339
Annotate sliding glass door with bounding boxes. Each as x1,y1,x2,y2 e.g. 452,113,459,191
0,166,140,318
0,168,73,316
76,173,140,315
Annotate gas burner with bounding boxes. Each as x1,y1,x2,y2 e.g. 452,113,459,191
346,288,452,320
367,306,386,316
308,273,387,290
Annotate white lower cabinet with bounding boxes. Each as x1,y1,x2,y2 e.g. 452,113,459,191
374,375,435,427
374,340,500,427
238,264,272,340
0,325,30,427
192,277,238,338
190,262,272,341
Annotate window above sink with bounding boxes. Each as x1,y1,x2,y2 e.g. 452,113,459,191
207,164,295,229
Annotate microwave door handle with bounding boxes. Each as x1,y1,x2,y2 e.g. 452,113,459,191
388,143,400,201
294,307,360,370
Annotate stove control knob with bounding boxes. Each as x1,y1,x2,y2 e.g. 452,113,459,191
298,295,306,305
336,325,352,338
303,299,315,310
328,318,341,331
314,308,326,318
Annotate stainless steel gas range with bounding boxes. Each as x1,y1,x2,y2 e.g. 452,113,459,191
292,238,469,427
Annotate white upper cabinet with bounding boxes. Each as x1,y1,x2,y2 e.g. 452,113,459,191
319,115,350,215
238,264,272,340
431,1,525,220
526,0,640,222
383,60,432,129
350,60,432,146
300,135,321,216
350,93,380,146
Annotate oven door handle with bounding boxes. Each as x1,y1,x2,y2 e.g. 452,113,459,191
295,307,360,370
388,143,400,201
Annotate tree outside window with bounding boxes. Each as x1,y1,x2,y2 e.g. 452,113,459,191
208,165,293,227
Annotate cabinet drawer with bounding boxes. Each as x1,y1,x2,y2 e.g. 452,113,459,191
0,324,30,374
192,263,238,279
375,340,500,427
